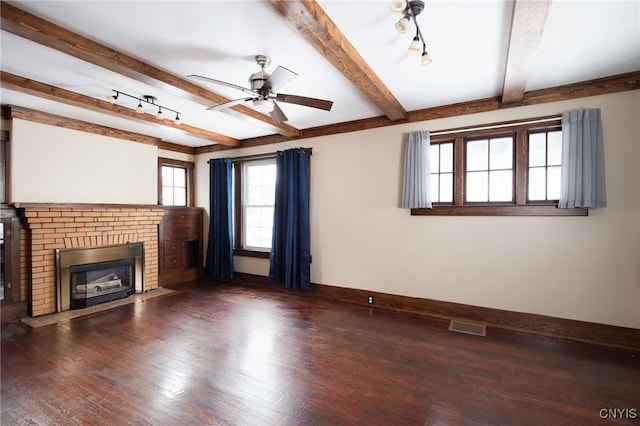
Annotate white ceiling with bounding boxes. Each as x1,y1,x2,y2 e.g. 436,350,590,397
1,0,639,148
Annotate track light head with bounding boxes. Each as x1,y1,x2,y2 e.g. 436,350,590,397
390,0,407,12
156,108,164,119
174,113,181,124
408,36,422,51
106,91,119,104
136,102,144,113
395,16,410,34
421,50,432,66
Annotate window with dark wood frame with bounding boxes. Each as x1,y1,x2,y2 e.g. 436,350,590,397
231,149,312,258
412,117,587,216
158,158,195,207
232,154,277,259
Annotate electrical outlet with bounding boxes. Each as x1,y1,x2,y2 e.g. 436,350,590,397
367,295,374,304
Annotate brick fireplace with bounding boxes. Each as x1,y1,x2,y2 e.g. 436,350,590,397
16,204,164,317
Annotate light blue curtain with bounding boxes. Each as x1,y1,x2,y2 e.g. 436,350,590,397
268,148,311,290
401,130,431,208
205,158,234,278
559,109,607,208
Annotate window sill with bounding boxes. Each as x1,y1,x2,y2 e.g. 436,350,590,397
234,249,270,259
233,249,313,263
411,204,589,216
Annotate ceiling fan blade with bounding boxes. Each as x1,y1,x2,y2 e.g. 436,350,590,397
269,101,288,123
263,65,298,93
188,74,255,95
206,97,254,111
276,93,334,111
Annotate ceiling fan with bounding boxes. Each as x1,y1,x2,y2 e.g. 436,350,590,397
188,55,334,124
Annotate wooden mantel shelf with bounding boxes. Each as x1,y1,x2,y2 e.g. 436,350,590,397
12,203,163,209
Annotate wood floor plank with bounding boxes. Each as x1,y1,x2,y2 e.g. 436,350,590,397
2,280,639,425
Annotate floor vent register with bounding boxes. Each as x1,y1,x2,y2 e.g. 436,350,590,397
448,320,487,336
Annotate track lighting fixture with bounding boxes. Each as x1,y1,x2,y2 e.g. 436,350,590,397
390,0,432,66
106,90,182,123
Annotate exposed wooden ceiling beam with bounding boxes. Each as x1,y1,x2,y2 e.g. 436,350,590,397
501,0,552,105
0,1,300,138
0,71,239,146
7,105,161,146
264,0,408,121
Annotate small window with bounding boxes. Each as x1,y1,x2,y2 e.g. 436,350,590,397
465,137,513,202
162,165,186,206
528,130,562,201
430,142,454,203
158,158,194,207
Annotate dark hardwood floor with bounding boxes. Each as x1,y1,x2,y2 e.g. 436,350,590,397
2,279,639,425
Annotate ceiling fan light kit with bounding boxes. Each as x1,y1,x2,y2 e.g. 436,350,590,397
107,90,182,124
253,98,274,113
188,55,334,124
391,0,432,66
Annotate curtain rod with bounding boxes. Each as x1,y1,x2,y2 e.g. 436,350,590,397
429,115,561,137
207,147,312,164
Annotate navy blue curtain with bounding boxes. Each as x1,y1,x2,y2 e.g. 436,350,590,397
205,158,233,278
269,148,311,289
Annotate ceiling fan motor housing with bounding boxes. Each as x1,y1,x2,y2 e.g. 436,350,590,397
249,55,272,94
249,70,270,93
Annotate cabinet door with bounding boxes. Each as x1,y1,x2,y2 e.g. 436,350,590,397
164,213,200,240
1,217,21,306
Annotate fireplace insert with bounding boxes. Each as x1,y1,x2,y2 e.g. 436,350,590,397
56,243,144,312
70,258,135,309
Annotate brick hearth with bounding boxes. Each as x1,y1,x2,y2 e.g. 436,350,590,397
16,204,164,317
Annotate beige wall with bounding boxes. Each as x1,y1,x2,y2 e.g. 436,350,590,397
197,90,640,329
10,119,157,204
157,149,194,163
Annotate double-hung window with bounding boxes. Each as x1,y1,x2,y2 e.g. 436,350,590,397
232,156,277,257
414,116,586,216
241,159,276,251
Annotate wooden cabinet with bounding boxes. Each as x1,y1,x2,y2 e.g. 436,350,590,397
1,205,27,323
159,207,204,286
